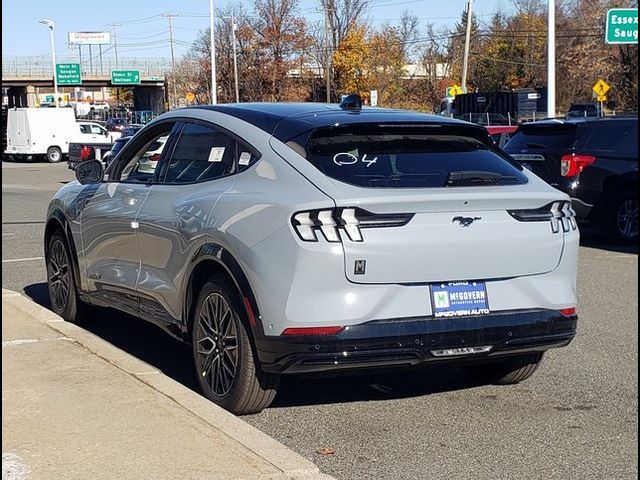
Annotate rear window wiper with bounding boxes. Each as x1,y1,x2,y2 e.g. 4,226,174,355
446,170,519,186
524,142,549,149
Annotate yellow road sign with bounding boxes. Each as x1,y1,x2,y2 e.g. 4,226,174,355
446,85,464,97
597,94,607,102
186,92,195,102
592,79,610,96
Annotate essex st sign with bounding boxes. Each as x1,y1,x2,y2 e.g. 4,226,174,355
605,8,638,44
111,70,141,85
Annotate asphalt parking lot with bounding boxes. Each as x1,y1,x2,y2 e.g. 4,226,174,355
2,159,638,480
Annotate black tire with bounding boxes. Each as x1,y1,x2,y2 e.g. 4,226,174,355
46,232,89,323
463,352,544,385
604,190,638,244
46,146,63,163
192,279,279,415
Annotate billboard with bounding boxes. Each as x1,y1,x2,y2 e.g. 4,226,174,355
68,32,111,45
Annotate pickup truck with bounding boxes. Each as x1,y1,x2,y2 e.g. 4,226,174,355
67,140,114,170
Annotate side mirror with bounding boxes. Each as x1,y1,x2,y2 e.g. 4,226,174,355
76,159,104,184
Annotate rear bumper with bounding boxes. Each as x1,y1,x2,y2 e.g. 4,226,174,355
255,309,577,374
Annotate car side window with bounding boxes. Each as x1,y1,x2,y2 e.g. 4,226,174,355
162,123,237,184
113,124,176,184
79,124,90,134
90,125,104,135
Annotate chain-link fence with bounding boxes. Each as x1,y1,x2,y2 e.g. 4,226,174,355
2,56,171,78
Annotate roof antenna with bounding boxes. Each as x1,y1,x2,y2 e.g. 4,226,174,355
339,94,362,112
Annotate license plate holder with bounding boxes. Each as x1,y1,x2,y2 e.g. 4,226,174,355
431,281,489,318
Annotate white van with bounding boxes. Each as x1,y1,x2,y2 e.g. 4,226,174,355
4,108,116,163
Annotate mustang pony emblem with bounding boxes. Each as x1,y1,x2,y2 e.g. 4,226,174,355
452,216,482,227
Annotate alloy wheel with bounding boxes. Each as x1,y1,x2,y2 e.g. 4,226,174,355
48,239,70,312
616,199,638,240
195,293,239,396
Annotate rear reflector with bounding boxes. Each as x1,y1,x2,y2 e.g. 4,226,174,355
559,307,576,317
282,326,345,336
560,154,596,177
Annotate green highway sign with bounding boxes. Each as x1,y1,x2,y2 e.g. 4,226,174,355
55,63,82,85
111,70,141,85
605,8,638,44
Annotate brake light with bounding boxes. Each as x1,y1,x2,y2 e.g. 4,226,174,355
292,208,413,243
560,307,576,317
560,154,596,177
508,201,577,233
282,326,345,336
80,146,94,160
149,153,161,162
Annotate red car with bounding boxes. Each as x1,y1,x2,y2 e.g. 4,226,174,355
486,125,518,148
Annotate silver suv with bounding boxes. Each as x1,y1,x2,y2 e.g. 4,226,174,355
45,101,579,414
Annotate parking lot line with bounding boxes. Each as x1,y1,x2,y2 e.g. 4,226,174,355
2,257,44,263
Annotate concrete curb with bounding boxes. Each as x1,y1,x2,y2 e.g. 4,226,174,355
2,289,335,480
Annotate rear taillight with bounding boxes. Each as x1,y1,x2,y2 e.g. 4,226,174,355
282,326,345,336
508,201,577,233
560,307,577,317
292,208,413,243
80,146,94,160
560,154,596,177
149,153,161,162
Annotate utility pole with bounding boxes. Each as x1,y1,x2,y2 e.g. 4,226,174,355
461,0,473,92
547,0,556,118
163,12,178,108
89,44,94,75
109,24,121,70
231,15,240,103
324,8,332,103
209,0,218,104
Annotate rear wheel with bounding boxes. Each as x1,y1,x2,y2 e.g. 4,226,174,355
192,279,279,415
605,190,638,244
46,232,89,323
463,352,544,385
46,146,62,163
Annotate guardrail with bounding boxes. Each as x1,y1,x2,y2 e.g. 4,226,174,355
2,56,172,78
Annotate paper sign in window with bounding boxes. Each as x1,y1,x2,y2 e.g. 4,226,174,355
208,147,225,162
239,152,252,166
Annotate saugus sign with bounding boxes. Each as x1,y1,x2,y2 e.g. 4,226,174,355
605,8,638,44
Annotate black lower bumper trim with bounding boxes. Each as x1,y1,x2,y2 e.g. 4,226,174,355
255,309,577,374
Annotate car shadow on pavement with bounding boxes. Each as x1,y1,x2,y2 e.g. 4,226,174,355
579,225,638,254
24,282,487,410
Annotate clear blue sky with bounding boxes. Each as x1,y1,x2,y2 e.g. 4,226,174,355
2,0,511,59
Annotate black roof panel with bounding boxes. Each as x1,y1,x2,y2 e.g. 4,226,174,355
190,103,476,142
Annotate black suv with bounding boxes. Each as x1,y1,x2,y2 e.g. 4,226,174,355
504,117,638,243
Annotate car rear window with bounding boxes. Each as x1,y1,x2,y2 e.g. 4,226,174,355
289,124,527,188
505,124,578,150
582,122,638,158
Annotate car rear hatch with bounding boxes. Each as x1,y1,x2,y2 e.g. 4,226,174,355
503,122,580,187
287,123,570,284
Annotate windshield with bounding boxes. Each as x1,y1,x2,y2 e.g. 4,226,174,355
289,124,527,188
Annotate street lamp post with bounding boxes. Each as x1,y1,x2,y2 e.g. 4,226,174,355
209,0,218,105
547,0,556,118
39,19,59,108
